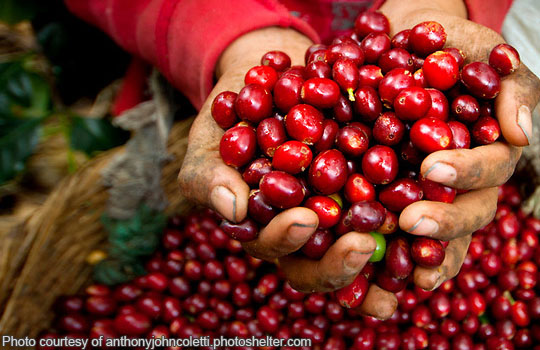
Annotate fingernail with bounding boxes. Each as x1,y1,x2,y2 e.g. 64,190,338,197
424,162,457,183
429,274,443,291
517,105,532,145
288,222,317,245
344,250,372,273
407,216,439,236
431,275,443,291
210,186,237,222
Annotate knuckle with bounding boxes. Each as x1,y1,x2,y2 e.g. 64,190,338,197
429,204,463,240
244,240,291,261
272,239,299,259
445,236,472,279
177,168,190,194
288,272,321,294
444,252,460,278
285,278,311,293
446,266,461,280
268,245,292,259
485,197,498,224
440,190,497,241
444,262,461,282
280,259,327,293
315,262,338,292
512,65,540,107
454,145,519,189
241,242,268,260
474,190,498,230
177,165,199,200
452,150,483,189
177,166,188,188
327,272,356,291
521,65,540,92
498,146,521,185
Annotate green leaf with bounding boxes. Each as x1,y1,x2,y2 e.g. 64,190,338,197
0,59,51,183
0,0,38,24
69,116,129,156
36,22,69,62
0,117,42,183
0,60,51,119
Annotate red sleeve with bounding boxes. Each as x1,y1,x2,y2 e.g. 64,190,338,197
112,58,151,116
64,0,320,110
464,0,514,33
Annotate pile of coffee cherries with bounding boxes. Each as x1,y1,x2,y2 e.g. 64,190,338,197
212,10,521,305
386,183,540,350
42,184,540,349
41,208,385,350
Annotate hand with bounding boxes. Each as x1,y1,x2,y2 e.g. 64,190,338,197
178,27,398,319
381,0,540,290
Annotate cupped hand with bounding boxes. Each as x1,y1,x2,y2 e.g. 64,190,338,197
178,27,398,319
381,2,540,290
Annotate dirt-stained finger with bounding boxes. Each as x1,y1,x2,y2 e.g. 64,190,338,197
242,208,318,261
420,143,521,190
357,284,398,320
279,232,376,293
400,187,497,241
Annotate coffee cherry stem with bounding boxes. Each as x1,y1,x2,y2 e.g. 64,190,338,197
478,313,491,325
347,88,356,102
503,290,516,305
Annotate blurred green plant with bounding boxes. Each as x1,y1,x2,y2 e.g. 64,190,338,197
1,14,130,186
0,58,50,183
0,0,39,25
0,54,128,185
70,116,128,156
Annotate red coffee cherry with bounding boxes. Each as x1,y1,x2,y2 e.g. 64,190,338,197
489,43,520,76
409,21,447,57
422,51,459,91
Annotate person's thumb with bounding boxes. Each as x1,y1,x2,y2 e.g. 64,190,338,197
178,116,250,223
495,64,540,147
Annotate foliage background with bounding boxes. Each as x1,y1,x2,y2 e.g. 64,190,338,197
0,0,132,216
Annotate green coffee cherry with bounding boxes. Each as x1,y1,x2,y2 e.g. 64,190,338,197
328,193,343,208
369,232,386,262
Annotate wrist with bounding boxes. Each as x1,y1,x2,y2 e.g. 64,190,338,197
216,27,314,79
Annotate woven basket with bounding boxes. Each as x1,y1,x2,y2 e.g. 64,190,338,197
0,116,194,338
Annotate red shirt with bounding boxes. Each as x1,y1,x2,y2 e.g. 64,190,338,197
64,0,513,111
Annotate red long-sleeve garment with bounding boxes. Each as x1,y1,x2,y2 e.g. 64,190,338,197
65,0,513,111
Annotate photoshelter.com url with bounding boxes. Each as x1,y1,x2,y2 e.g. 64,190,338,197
2,335,312,349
